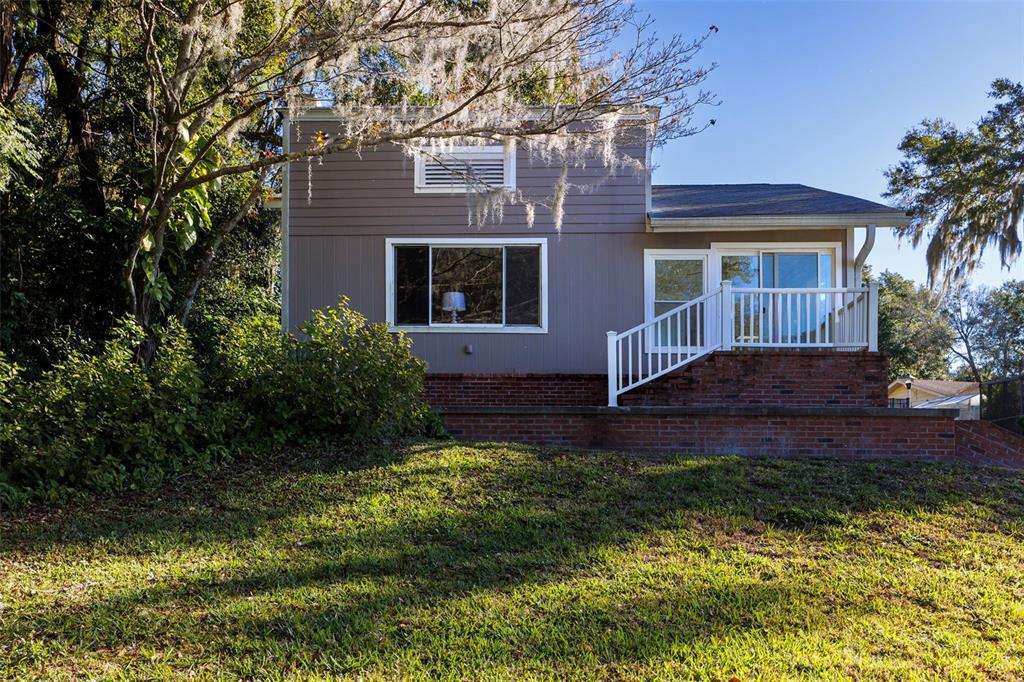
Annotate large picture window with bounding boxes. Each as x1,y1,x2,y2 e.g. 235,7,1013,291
388,239,546,331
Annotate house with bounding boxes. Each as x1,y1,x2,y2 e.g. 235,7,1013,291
888,378,981,419
282,110,907,392
279,109,1024,462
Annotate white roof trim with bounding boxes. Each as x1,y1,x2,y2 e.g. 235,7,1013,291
285,105,660,124
648,213,912,231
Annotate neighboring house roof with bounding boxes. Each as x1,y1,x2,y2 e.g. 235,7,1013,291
647,183,910,230
916,393,980,409
887,379,980,398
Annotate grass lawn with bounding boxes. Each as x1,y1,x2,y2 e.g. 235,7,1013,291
2,444,1023,680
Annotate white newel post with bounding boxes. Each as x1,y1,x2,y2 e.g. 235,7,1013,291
720,281,733,351
867,281,879,352
606,331,618,407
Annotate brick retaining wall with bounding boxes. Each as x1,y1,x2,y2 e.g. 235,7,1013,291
425,351,1022,465
437,406,1023,467
424,351,888,408
437,406,956,459
956,420,1024,467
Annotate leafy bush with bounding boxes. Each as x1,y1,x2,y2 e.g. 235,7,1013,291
187,276,280,373
217,297,430,445
215,311,295,443
0,320,226,503
0,352,30,508
0,298,433,508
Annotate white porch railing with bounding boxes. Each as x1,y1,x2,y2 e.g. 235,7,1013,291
607,281,879,406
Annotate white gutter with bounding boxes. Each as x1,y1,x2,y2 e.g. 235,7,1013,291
853,224,876,286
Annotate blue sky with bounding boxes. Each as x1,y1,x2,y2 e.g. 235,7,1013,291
639,0,1024,288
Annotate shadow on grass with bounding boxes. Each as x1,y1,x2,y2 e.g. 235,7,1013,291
0,442,418,555
2,442,1023,675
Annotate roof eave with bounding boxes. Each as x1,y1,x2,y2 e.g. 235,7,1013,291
282,105,661,123
647,212,913,232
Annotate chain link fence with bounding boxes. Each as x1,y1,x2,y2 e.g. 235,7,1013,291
981,376,1024,435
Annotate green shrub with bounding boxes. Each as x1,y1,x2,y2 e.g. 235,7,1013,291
217,297,429,445
0,298,433,507
0,352,30,508
298,299,428,441
216,311,295,443
187,276,280,375
0,320,226,504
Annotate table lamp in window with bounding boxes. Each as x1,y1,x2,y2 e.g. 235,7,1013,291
442,291,466,323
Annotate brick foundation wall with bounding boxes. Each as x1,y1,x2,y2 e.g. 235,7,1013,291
956,420,1024,467
424,351,889,408
620,351,888,408
438,407,956,459
424,373,606,407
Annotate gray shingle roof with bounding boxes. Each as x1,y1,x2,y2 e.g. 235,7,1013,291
650,183,905,219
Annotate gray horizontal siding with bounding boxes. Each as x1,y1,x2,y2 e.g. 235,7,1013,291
287,229,850,373
287,143,648,236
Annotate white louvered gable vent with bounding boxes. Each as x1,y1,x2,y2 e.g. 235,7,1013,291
415,145,515,193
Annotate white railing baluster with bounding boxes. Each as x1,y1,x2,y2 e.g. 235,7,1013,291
655,321,661,376
627,333,633,387
795,292,801,344
805,293,811,345
826,292,832,346
782,293,788,344
686,305,691,358
675,311,681,366
747,294,752,344
699,298,706,351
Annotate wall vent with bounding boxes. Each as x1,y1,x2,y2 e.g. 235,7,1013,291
415,145,515,193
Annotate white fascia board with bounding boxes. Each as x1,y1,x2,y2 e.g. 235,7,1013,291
286,106,660,124
647,213,912,231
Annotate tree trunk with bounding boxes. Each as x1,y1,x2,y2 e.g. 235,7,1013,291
178,174,267,326
37,0,106,216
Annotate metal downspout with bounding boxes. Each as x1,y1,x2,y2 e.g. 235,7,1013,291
853,224,877,286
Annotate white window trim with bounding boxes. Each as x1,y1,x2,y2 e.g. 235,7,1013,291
413,143,517,194
385,237,547,334
643,249,710,326
643,249,710,353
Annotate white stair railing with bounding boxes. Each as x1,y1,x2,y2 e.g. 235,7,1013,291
606,286,725,406
605,282,879,406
